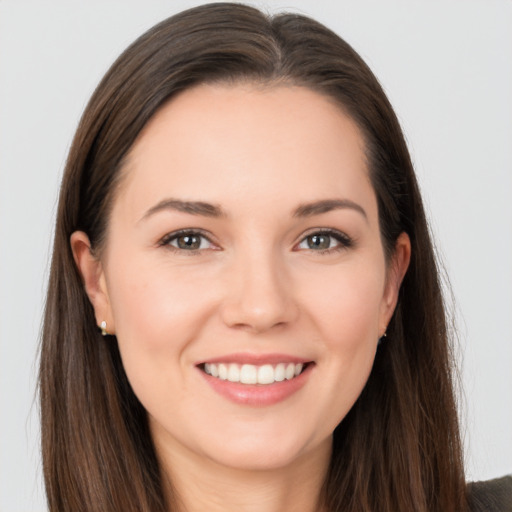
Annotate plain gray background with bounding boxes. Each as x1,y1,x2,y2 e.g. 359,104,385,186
1,1,511,510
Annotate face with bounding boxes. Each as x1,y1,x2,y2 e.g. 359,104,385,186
74,84,409,472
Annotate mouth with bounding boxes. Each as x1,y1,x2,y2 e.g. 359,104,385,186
196,356,314,406
200,361,310,385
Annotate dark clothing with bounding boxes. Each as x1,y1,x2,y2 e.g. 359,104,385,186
468,475,512,511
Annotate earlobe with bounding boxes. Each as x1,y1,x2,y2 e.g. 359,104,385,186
380,232,411,334
70,231,115,333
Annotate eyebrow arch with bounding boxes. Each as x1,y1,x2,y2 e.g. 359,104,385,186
140,198,226,222
140,197,366,222
293,199,368,221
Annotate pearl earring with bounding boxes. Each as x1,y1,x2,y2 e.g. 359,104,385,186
100,321,108,336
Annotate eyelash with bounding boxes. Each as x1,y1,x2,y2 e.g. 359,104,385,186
158,228,353,254
295,229,353,254
158,229,216,255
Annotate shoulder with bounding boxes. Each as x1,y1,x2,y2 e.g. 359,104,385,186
467,475,512,512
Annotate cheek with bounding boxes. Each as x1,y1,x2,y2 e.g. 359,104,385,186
107,256,215,345
297,260,385,424
300,258,386,344
104,257,214,390
105,260,215,418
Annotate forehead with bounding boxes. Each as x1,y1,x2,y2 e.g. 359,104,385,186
114,83,375,222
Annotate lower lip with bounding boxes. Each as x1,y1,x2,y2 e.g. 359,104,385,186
198,364,313,406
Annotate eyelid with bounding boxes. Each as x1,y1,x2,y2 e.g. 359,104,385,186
158,228,219,251
294,228,353,252
157,227,352,253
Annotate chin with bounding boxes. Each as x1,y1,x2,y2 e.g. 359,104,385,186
220,445,297,471
194,425,331,472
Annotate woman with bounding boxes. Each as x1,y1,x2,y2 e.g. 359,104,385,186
39,3,510,511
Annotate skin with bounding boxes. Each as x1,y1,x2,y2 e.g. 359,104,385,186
72,84,410,512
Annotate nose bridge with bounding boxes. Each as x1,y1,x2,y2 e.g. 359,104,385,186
220,241,297,332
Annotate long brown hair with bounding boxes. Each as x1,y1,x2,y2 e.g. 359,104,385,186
40,3,468,511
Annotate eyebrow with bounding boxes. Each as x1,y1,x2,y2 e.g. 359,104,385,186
139,197,367,222
293,199,368,220
140,198,226,221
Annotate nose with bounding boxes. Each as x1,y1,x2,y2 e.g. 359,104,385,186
220,249,299,333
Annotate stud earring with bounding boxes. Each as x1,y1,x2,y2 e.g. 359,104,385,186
100,320,108,336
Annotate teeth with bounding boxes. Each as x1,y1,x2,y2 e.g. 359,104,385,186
218,363,228,380
203,362,305,385
274,363,285,382
285,363,295,380
257,364,274,385
227,364,240,382
240,364,257,384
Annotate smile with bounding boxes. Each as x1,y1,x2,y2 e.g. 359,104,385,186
203,362,305,385
198,357,314,406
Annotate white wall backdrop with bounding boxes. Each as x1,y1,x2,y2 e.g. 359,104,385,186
1,1,511,510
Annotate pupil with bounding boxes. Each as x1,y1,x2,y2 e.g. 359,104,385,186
308,234,329,249
178,235,200,249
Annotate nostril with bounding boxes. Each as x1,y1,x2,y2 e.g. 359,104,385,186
229,320,288,332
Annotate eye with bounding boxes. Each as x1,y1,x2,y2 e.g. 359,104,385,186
159,230,216,252
296,230,352,252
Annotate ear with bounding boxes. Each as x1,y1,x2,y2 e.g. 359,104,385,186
70,231,115,335
379,232,411,336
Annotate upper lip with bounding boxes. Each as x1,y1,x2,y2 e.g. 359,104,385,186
197,353,312,366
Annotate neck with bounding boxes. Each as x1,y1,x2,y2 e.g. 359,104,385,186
155,435,331,512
